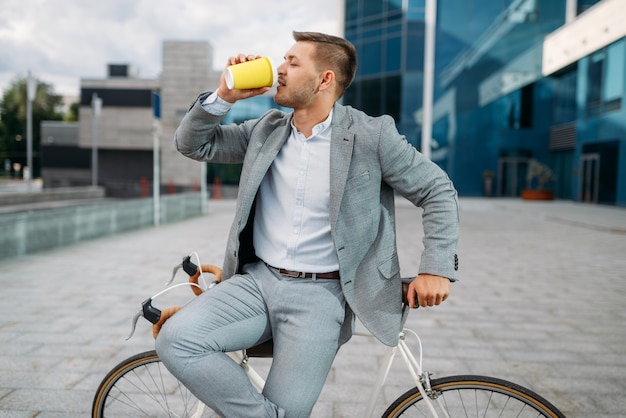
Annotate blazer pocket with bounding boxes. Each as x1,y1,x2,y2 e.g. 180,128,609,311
345,171,373,207
346,170,370,187
377,253,399,280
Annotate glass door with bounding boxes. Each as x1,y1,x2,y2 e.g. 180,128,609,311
498,157,529,197
580,153,600,203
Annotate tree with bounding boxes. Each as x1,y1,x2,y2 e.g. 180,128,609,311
0,76,64,177
64,101,80,122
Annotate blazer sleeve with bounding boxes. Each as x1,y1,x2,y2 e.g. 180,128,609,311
377,115,460,281
173,92,251,164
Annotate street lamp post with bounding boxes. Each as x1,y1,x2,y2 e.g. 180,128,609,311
26,70,36,191
91,93,102,187
152,91,161,226
421,0,437,161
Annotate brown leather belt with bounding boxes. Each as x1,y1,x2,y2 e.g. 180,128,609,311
267,264,340,280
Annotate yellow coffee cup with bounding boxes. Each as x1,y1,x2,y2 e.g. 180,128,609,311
225,57,276,90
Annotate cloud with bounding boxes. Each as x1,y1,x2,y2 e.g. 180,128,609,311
0,0,341,98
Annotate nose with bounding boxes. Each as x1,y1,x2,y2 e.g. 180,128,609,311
277,60,286,75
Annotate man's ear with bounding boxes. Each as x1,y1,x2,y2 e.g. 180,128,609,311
319,70,335,92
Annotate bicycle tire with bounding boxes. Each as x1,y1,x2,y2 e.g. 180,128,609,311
382,374,565,418
92,350,219,417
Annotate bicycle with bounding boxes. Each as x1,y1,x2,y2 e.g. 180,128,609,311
92,254,566,418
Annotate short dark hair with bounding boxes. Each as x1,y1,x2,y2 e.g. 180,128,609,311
293,31,357,97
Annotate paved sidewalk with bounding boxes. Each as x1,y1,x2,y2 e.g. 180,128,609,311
0,197,625,417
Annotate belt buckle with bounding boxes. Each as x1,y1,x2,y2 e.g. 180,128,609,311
279,268,305,278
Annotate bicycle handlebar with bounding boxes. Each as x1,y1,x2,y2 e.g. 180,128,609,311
126,256,222,340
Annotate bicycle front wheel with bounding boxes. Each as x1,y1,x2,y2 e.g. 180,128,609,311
92,350,219,417
383,375,565,418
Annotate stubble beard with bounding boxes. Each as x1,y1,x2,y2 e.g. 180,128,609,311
274,78,319,109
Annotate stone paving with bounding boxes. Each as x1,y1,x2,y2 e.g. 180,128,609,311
0,197,625,417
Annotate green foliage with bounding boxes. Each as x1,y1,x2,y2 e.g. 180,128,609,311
0,76,64,177
64,101,80,122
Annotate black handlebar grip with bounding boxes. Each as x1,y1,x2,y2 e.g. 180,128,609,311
142,298,162,324
182,256,199,276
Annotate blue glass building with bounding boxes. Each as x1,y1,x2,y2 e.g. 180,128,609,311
343,0,625,206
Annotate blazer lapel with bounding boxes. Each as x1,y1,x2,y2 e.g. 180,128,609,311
251,123,290,179
240,118,291,218
329,104,354,229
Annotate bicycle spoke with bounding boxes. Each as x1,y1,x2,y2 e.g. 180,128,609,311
94,352,217,417
105,385,151,415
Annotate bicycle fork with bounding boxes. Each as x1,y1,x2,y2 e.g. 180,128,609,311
363,331,450,418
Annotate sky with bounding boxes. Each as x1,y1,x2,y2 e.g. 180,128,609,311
0,0,343,99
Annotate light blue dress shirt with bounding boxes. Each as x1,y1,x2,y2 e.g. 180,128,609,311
202,93,339,273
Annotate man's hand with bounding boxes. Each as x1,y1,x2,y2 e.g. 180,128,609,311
216,54,271,103
407,274,450,309
152,306,182,339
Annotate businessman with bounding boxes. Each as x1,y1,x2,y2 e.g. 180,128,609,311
156,31,459,417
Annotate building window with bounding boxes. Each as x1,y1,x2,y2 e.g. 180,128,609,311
363,0,384,18
586,40,624,116
386,36,402,72
603,41,625,103
407,0,426,20
553,67,577,124
80,88,153,107
360,40,383,76
504,84,534,130
361,78,383,116
577,0,601,15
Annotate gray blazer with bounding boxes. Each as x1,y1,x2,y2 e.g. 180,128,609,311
175,93,459,346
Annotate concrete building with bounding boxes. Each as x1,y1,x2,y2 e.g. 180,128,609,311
40,121,88,188
42,41,220,197
160,40,216,190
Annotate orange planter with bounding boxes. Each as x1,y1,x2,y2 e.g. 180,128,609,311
521,189,554,200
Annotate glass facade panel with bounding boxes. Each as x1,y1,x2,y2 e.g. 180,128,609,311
386,36,402,72
604,41,625,102
577,0,601,14
388,0,404,10
387,0,403,16
363,0,383,17
585,40,624,115
344,0,626,205
401,73,422,122
362,78,383,116
362,25,383,41
387,21,403,35
587,50,605,109
409,0,425,6
345,0,359,22
361,41,383,75
553,67,577,124
405,22,425,71
385,75,403,120
407,0,426,20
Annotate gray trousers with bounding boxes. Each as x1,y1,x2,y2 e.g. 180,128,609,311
155,261,346,418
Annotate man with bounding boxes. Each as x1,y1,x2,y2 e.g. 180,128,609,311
156,31,459,417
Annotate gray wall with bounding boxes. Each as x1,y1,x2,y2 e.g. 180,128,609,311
0,193,205,262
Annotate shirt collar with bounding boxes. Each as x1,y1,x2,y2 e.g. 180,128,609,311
290,109,334,139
